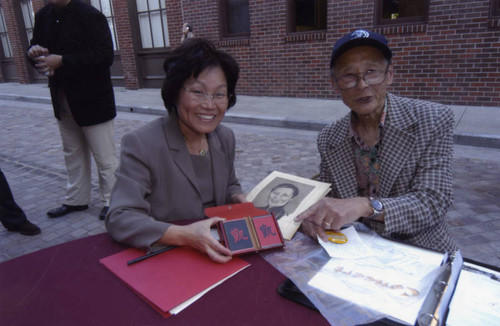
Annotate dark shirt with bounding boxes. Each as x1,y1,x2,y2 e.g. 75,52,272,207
257,205,286,220
350,107,387,198
191,153,216,209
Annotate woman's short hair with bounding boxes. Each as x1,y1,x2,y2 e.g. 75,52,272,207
161,38,239,114
271,183,299,198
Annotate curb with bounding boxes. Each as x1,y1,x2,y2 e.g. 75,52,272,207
2,93,500,149
453,133,500,149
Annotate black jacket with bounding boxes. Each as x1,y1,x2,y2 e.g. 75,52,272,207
29,0,116,127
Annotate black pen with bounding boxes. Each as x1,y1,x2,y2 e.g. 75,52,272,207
127,245,177,266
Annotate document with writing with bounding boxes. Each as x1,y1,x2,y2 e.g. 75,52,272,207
309,228,444,325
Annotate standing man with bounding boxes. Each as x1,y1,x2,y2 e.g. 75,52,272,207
27,0,117,220
0,168,41,235
295,30,458,252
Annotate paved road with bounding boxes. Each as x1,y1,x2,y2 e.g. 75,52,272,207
1,100,499,267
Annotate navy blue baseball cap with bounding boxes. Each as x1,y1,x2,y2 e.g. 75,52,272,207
330,29,392,68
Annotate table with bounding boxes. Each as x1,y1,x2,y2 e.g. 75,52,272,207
0,233,329,326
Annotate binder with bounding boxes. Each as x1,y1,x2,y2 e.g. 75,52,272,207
279,249,500,326
417,251,463,326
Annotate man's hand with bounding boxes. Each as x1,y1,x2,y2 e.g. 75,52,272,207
294,197,372,242
43,54,63,70
34,54,63,77
27,45,49,59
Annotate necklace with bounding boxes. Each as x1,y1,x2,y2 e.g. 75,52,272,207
185,136,208,156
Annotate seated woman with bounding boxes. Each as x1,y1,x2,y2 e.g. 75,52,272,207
106,39,246,263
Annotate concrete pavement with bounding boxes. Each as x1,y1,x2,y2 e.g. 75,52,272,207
0,82,499,148
0,82,499,268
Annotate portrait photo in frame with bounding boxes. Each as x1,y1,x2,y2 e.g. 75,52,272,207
247,171,331,240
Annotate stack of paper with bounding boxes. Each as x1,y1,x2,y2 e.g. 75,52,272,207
309,227,444,325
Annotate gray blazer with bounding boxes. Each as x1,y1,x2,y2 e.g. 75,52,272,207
106,115,243,250
318,93,457,252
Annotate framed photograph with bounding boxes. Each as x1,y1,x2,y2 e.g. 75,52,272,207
246,171,330,240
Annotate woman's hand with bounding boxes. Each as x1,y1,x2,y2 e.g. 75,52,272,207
294,197,373,242
161,217,232,263
230,193,247,203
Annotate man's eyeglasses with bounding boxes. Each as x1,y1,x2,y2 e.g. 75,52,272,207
183,87,230,104
334,65,390,90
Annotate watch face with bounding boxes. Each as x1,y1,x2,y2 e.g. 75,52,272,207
371,199,383,211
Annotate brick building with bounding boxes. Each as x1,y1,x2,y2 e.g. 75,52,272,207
0,0,499,106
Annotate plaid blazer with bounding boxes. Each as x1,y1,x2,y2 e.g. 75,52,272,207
318,93,458,252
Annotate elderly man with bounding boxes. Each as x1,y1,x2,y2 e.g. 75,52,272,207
295,30,457,252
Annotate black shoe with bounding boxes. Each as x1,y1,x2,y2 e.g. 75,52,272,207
47,204,88,218
99,206,109,220
7,220,41,236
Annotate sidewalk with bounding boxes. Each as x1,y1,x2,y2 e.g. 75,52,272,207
0,82,499,148
1,84,499,267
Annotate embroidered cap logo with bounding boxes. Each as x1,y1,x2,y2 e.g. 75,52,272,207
350,29,370,40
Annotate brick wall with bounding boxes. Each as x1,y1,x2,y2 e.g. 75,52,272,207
1,0,31,83
3,0,499,106
177,0,334,99
176,0,500,106
375,0,500,106
32,0,44,13
112,0,139,89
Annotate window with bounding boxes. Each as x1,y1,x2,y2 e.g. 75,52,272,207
0,5,13,58
136,0,169,49
90,0,119,50
20,0,34,43
376,0,429,25
220,0,250,38
288,0,327,33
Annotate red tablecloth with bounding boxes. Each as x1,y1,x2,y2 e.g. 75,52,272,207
0,233,328,326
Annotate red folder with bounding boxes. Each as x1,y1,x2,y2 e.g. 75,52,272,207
205,202,269,220
100,246,250,318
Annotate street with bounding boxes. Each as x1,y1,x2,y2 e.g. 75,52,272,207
1,99,499,267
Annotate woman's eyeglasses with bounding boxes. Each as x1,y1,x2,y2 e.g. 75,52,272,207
183,87,230,104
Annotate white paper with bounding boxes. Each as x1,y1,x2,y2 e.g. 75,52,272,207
318,226,374,259
169,265,251,314
309,232,444,325
446,263,500,325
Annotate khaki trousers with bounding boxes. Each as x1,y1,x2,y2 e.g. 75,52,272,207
56,90,117,206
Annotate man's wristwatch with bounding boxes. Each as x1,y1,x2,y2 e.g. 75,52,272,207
368,197,383,219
